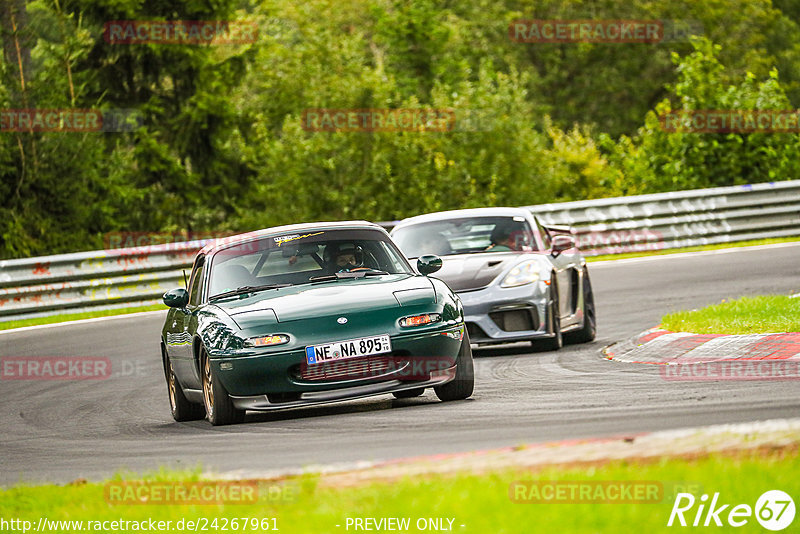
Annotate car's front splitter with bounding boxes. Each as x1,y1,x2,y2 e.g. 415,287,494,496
229,365,456,411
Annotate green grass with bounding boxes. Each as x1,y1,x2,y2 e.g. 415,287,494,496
587,236,800,262
0,449,796,533
0,303,165,331
661,295,800,335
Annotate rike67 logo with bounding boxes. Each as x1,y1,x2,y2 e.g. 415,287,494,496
668,490,795,530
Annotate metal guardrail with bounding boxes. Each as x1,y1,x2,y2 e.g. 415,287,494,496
2,181,799,322
527,181,800,256
0,242,203,322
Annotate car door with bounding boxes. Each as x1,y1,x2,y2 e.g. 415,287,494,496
537,219,578,322
168,254,206,388
551,246,580,321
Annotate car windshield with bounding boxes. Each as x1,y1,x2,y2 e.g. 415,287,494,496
207,228,412,297
392,216,538,258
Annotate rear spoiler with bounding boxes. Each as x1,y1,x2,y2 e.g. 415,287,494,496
542,224,575,236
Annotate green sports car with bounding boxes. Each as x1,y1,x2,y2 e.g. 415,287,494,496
160,221,474,425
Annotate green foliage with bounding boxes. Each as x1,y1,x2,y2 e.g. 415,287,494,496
2,0,800,259
0,0,253,257
629,37,800,192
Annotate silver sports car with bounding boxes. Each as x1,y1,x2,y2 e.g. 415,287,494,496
390,208,595,349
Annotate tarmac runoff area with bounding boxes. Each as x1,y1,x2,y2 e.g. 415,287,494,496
206,418,800,487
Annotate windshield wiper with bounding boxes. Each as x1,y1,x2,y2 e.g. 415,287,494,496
308,270,390,282
209,283,292,301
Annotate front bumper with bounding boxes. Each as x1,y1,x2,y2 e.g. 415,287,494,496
457,281,553,344
209,324,465,403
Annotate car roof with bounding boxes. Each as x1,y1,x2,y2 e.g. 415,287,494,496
199,221,386,255
391,207,536,231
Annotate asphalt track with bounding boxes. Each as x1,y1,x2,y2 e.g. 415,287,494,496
1,244,799,485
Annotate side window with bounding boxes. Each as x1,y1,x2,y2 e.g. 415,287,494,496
188,256,205,306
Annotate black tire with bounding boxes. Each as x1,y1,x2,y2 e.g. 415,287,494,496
533,279,562,352
392,388,425,399
201,349,245,426
565,269,597,344
164,350,204,422
434,330,475,402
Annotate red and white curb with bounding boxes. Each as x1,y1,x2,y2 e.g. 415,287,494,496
604,328,800,365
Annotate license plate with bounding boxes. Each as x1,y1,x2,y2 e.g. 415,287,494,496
305,334,392,365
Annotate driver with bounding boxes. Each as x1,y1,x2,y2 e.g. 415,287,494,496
335,247,359,269
485,224,516,252
327,243,368,272
485,221,531,252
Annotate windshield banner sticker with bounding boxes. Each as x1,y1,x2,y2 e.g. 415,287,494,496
273,232,324,246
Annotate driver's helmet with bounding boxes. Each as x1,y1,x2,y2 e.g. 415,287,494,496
324,243,364,270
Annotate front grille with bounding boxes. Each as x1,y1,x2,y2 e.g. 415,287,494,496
291,355,406,382
489,308,538,332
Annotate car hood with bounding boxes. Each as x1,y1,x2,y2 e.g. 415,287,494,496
214,274,434,326
435,252,540,292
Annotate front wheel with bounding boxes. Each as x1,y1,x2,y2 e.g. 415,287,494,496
533,281,562,352
164,351,204,422
565,270,596,344
201,349,245,426
434,330,474,401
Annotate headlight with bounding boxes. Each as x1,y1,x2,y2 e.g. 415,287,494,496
501,261,541,288
399,313,442,327
244,334,290,347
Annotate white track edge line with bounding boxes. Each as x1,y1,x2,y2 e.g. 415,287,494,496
0,309,167,335
588,240,800,267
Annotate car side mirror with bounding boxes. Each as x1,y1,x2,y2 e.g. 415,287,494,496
163,288,189,308
551,235,575,257
417,255,442,275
